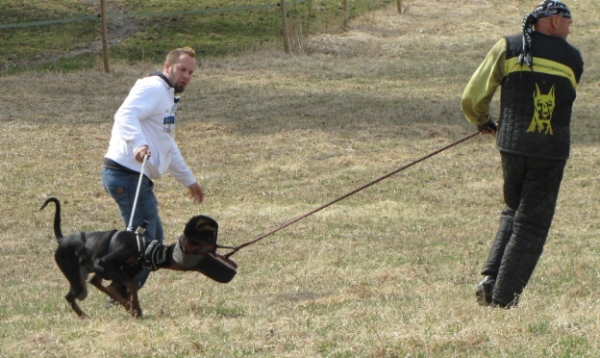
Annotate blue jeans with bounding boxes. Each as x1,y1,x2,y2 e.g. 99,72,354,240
101,166,164,289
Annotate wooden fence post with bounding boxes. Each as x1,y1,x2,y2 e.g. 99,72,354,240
100,0,110,73
397,0,403,14
343,0,348,29
307,0,314,35
280,0,290,53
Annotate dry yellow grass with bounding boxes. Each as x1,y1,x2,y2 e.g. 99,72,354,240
2,0,600,357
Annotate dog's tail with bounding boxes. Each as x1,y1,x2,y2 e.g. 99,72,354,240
40,197,63,240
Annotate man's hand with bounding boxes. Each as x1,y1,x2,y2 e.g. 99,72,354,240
134,145,151,162
188,182,204,204
477,120,498,137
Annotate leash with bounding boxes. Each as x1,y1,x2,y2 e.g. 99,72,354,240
125,154,149,256
128,154,148,232
224,131,480,258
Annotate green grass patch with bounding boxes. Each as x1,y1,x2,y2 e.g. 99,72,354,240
1,0,389,73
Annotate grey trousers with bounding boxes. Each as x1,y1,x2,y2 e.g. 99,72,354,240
481,152,566,306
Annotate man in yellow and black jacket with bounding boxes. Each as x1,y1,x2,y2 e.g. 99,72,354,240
461,0,583,308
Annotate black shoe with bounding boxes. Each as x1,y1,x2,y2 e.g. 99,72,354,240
476,276,495,306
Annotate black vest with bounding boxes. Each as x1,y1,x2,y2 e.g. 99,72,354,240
496,32,583,160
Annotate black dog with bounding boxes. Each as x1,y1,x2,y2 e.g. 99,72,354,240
41,197,236,318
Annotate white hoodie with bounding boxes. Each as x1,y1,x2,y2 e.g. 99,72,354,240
104,75,197,187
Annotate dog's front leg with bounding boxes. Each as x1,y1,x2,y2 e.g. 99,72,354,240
103,278,141,318
106,279,142,318
125,285,142,318
90,275,132,311
99,247,144,318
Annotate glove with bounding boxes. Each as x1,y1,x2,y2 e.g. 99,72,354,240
477,120,498,134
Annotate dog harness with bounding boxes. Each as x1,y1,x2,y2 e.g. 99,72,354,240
142,239,167,271
102,226,166,272
132,223,167,271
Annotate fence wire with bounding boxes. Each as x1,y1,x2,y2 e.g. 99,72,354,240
0,1,306,30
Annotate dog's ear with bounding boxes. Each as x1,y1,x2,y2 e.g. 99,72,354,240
184,215,218,244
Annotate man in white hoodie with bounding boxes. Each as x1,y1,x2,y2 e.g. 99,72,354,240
102,47,204,290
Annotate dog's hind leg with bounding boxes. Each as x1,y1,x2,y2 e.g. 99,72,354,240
65,291,88,318
55,250,90,318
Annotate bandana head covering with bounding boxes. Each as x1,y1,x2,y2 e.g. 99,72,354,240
518,0,571,67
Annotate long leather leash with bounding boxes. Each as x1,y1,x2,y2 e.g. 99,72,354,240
224,131,480,257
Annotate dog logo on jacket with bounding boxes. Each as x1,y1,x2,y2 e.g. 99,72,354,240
527,84,555,135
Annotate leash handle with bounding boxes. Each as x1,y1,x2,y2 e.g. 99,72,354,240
127,154,148,231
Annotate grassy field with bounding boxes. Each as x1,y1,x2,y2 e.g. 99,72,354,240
2,0,600,356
